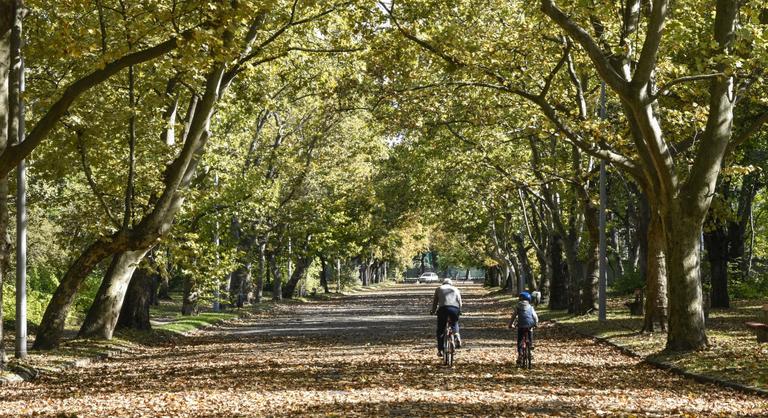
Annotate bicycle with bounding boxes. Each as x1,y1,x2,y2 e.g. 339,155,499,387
443,319,457,367
517,326,533,369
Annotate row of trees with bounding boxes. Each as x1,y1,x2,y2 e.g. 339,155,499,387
368,0,768,352
1,0,767,362
0,0,427,362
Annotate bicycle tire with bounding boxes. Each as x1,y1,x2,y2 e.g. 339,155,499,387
525,345,532,369
443,329,450,366
443,323,456,367
524,333,533,369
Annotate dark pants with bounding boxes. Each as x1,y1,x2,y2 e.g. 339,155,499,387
517,327,533,355
436,306,460,350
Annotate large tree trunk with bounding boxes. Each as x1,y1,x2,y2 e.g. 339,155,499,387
116,266,154,331
539,0,738,352
643,211,667,332
34,238,127,349
35,66,225,348
664,208,708,351
79,248,150,340
282,256,313,299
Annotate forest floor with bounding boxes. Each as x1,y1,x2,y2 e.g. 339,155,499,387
1,283,767,417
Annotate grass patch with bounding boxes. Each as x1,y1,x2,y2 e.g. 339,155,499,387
541,297,768,391
153,312,237,334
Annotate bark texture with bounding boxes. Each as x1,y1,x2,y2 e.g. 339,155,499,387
116,266,155,331
643,212,667,332
79,248,150,339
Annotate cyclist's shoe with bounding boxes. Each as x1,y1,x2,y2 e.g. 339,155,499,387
455,334,462,348
530,343,535,351
437,350,444,357
516,358,522,366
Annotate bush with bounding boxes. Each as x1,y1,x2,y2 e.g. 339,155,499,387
610,270,643,295
2,281,49,328
731,274,768,299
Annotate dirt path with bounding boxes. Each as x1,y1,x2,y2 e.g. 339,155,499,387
1,283,766,417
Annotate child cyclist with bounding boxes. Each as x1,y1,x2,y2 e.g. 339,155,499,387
508,291,539,364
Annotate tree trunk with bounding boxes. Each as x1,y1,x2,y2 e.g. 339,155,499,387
664,208,708,350
548,233,568,309
79,248,150,340
282,256,313,299
229,264,249,308
704,224,729,309
254,241,266,303
513,233,536,291
181,275,197,316
609,223,625,280
563,233,582,314
730,174,758,281
270,253,282,301
360,260,369,286
35,65,225,348
34,238,126,349
336,259,341,292
149,274,160,306
643,211,667,332
319,256,329,293
116,266,154,331
157,273,171,301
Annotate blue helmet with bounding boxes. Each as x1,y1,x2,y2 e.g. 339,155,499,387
519,291,532,302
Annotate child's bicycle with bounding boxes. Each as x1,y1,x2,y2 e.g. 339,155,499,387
517,327,533,369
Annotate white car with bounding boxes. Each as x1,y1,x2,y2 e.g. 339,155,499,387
418,272,440,283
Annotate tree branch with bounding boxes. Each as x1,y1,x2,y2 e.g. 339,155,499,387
653,72,724,100
540,0,629,96
632,0,669,88
74,129,121,228
0,32,189,177
728,111,768,153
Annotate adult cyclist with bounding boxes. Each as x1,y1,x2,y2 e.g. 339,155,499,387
430,278,463,356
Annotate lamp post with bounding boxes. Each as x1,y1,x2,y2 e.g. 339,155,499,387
598,82,608,322
11,0,27,358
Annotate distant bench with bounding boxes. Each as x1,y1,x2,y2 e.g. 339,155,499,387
745,304,768,343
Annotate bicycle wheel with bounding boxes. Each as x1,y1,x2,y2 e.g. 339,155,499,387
525,334,533,369
443,329,451,366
